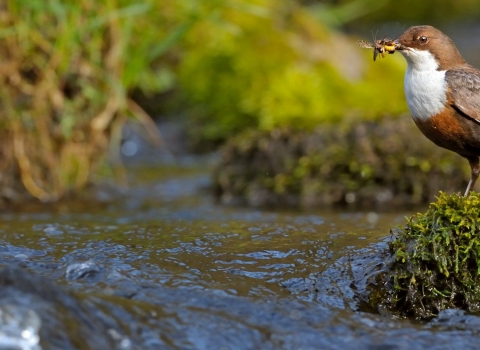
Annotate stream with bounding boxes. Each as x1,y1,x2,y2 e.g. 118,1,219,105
1,157,480,350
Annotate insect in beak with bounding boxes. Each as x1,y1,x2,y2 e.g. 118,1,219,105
357,37,399,61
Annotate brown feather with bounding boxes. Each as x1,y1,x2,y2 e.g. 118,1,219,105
414,105,480,158
446,66,480,123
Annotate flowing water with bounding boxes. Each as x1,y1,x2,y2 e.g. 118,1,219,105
1,159,480,350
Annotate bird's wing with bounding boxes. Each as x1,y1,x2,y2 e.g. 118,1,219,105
446,66,480,123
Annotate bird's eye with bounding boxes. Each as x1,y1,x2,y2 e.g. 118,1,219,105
419,36,428,43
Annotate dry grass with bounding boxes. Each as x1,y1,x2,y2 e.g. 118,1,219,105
0,0,187,202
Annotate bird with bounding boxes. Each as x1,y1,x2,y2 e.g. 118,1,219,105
394,25,480,196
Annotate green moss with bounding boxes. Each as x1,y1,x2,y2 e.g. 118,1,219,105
372,192,480,319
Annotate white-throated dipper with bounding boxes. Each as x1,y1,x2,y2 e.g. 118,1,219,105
394,25,480,196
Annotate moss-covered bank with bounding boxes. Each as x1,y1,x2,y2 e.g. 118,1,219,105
370,192,480,319
213,117,467,209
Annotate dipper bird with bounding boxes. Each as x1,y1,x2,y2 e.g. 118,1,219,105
394,25,480,196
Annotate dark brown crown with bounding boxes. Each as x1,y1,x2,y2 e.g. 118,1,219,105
397,25,466,70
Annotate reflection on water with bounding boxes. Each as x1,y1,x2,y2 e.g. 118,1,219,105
0,163,479,349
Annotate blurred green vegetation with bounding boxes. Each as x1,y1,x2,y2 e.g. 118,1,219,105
175,0,407,145
2,0,477,201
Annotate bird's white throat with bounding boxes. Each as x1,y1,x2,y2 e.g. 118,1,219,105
401,49,447,121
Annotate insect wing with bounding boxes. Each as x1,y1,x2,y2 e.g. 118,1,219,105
356,40,375,49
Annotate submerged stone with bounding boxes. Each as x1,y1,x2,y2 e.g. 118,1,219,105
370,192,480,319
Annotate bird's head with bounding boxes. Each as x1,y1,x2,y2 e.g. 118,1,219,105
394,25,465,70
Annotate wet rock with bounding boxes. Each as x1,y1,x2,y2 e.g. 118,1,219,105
430,309,480,329
0,267,125,350
66,261,102,281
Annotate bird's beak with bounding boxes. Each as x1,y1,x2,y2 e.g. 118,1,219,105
394,39,408,51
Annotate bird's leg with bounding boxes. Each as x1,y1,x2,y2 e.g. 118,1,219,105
464,156,480,196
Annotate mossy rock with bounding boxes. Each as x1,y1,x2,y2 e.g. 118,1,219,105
213,117,467,209
370,192,480,319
